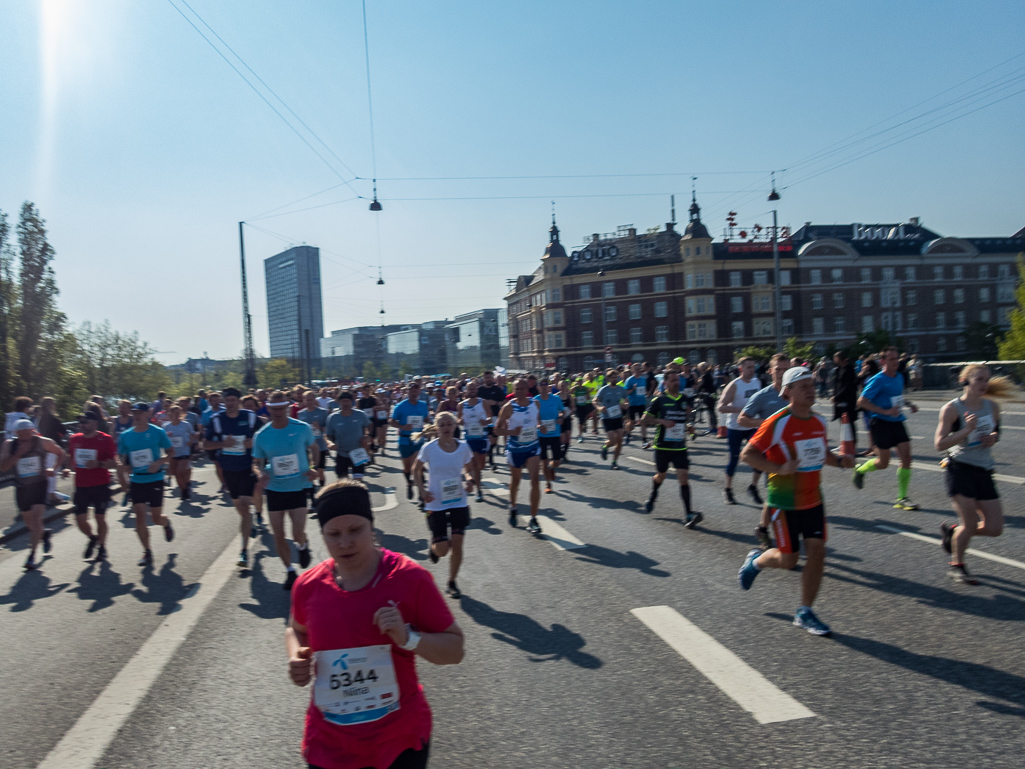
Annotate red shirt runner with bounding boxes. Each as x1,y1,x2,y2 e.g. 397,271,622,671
66,432,117,487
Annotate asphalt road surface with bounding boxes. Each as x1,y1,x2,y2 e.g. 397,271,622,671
2,400,1024,769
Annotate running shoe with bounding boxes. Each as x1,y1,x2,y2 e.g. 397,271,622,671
283,570,298,591
852,468,864,490
527,517,542,534
138,549,153,567
447,580,462,599
475,491,484,503
684,511,703,529
948,563,979,585
793,607,832,636
237,550,248,568
42,528,52,554
429,548,439,564
84,535,98,560
738,549,761,590
255,511,263,526
95,544,107,562
893,497,920,511
723,488,737,505
577,435,584,444
746,485,763,506
601,444,609,461
755,525,771,551
940,521,955,554
545,483,553,494
624,433,631,445
298,545,312,569
406,484,414,500
644,494,657,513
23,554,36,571
611,461,619,470
508,506,518,527
164,522,174,542
642,441,652,450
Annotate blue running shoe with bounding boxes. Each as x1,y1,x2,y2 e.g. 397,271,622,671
793,607,831,636
738,549,761,590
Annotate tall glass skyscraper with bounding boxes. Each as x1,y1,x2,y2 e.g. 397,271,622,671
264,245,323,362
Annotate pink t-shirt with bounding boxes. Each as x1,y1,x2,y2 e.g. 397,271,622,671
291,550,455,769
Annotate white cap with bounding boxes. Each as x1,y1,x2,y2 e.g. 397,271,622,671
782,366,813,387
13,419,35,431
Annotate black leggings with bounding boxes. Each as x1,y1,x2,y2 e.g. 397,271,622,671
309,743,429,769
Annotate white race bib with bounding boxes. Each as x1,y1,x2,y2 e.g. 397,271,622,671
541,419,556,433
606,404,622,419
407,415,423,431
75,448,98,468
967,415,995,447
130,448,153,469
665,423,687,442
376,410,387,420
17,455,42,477
313,645,400,726
222,435,248,456
518,425,538,443
271,453,301,479
171,436,184,448
683,387,696,398
349,448,370,466
890,394,905,410
576,395,588,405
440,476,463,506
794,438,827,472
466,422,485,438
312,425,323,438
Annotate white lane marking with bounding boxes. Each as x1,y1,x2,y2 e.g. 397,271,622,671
912,405,1025,416
372,486,398,512
36,537,241,769
480,477,509,496
624,455,656,467
911,463,1025,485
631,606,816,724
519,514,586,550
997,424,1025,430
875,525,1025,571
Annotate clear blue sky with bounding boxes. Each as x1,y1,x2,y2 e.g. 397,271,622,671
2,0,1023,364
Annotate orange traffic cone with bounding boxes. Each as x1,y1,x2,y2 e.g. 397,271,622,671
840,412,856,457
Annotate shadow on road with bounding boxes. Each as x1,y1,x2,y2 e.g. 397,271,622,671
69,561,136,612
238,543,292,623
459,595,602,669
376,527,430,562
0,565,70,611
131,553,196,615
572,544,670,577
468,516,502,536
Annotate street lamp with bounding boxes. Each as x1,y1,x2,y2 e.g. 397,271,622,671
768,177,782,352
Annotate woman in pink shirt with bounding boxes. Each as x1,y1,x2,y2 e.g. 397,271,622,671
287,481,464,769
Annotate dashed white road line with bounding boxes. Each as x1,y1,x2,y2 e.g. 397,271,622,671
36,535,241,769
518,514,587,550
631,606,816,724
911,463,1025,485
875,525,1025,571
624,455,656,467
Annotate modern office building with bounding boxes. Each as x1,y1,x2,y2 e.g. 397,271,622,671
264,245,323,363
386,321,451,374
320,324,409,376
446,309,508,372
505,200,1023,371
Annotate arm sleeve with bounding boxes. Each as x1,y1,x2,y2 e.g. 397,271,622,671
861,375,881,403
747,413,777,453
740,391,762,417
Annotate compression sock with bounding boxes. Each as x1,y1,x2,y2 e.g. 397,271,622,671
857,458,880,474
897,466,911,499
649,479,663,499
680,483,692,515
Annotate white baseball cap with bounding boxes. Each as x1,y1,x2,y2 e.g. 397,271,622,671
782,366,813,387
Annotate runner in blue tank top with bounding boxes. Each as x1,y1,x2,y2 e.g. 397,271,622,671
495,378,543,533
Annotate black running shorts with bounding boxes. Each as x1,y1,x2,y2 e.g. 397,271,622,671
869,418,910,450
769,504,826,554
945,460,998,500
654,449,689,474
129,480,165,508
74,484,111,516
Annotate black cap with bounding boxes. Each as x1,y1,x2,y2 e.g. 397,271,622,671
76,412,98,422
131,403,150,412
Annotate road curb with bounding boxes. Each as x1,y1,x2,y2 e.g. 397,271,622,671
0,505,73,546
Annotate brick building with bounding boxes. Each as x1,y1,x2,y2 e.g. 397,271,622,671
505,196,1023,372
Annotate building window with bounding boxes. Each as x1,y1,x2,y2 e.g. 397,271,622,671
934,289,945,304
627,279,641,295
630,327,643,344
780,270,792,285
953,288,965,304
628,303,642,320
810,269,822,284
753,294,772,312
695,246,702,255
781,318,794,335
754,318,773,337
581,330,594,347
980,309,991,323
579,284,592,299
956,336,967,351
811,294,823,310
979,287,990,302
833,292,845,309
812,317,824,335
729,271,742,287
907,339,919,353
654,276,667,292
655,325,669,343
860,267,872,283
731,321,744,338
935,312,946,329
905,313,917,330
580,308,592,324
654,301,669,318
862,291,873,308
834,317,846,333
731,296,743,313
934,266,944,280
998,283,1015,302
605,306,617,322
754,271,768,285
979,265,989,279
904,266,916,281
955,311,966,328
937,337,948,352
696,273,711,288
603,282,615,298
862,315,874,332
882,267,895,281
953,265,963,280
685,273,693,289
780,294,792,311
831,268,843,283
606,329,618,345
906,290,917,306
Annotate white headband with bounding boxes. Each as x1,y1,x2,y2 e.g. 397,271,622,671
266,401,291,407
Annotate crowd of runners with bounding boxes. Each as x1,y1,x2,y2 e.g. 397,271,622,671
1,348,1011,768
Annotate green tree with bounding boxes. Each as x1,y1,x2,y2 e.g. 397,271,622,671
74,320,172,401
784,337,815,362
259,358,299,390
377,360,392,382
853,328,903,356
737,345,776,362
363,360,380,382
997,257,1025,361
0,211,15,406
963,322,1003,360
398,359,414,377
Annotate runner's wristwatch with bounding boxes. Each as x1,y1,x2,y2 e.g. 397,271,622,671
400,624,422,651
